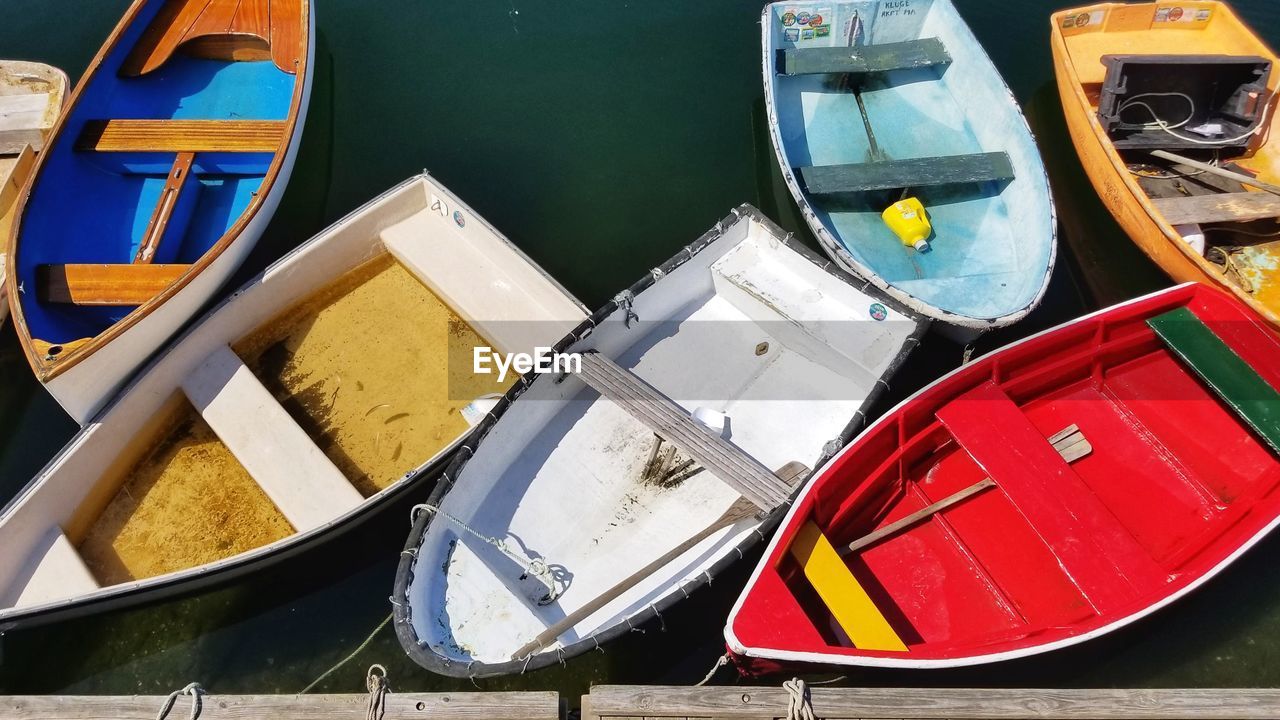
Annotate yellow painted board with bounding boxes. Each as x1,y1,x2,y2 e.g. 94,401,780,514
788,521,908,652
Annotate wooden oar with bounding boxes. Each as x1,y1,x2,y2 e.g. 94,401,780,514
1150,149,1280,197
839,424,1092,557
511,461,809,660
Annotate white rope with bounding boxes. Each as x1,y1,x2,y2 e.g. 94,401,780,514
1119,90,1277,147
783,678,816,720
300,613,391,694
365,664,390,720
694,653,729,686
410,503,562,604
155,683,203,720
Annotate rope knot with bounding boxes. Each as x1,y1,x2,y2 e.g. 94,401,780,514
783,678,816,720
366,664,390,720
155,682,203,720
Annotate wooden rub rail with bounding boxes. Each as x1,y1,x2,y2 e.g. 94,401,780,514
1,691,561,720
582,686,1280,720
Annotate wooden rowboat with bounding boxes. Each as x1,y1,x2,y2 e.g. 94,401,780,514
763,0,1056,333
0,60,69,327
6,0,314,423
726,282,1280,671
0,174,586,631
1052,2,1280,331
393,207,927,678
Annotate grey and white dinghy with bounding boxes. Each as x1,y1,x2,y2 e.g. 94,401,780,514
393,206,927,677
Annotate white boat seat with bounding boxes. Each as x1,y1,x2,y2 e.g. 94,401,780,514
11,528,99,609
575,351,791,511
777,38,951,76
799,152,1015,196
181,345,363,531
381,210,585,357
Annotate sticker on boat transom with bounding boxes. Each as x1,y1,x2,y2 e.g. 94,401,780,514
1154,4,1212,24
781,6,832,41
453,210,465,228
869,303,888,321
1061,10,1105,29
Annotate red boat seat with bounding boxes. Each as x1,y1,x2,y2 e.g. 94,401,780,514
936,382,1168,612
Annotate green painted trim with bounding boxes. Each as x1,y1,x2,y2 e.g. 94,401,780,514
1149,306,1280,454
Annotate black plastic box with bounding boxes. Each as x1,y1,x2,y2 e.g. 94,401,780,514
1097,54,1272,152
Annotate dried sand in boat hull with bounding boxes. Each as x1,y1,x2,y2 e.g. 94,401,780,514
78,408,294,586
235,254,513,497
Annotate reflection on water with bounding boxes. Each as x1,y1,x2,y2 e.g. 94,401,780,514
2,0,1280,696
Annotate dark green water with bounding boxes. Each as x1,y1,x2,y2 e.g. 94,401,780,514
2,0,1280,698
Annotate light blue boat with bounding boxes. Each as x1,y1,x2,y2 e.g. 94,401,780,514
762,0,1056,332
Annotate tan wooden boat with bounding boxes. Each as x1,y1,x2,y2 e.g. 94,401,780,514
0,60,69,326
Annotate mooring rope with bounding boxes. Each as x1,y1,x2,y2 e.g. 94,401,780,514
694,652,729,686
365,664,390,720
300,613,392,694
783,678,816,720
155,682,203,720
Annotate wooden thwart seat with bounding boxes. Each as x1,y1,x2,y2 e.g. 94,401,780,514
76,119,285,153
778,38,951,76
788,521,908,652
1152,192,1280,226
11,528,99,609
38,263,190,305
1149,307,1280,454
182,345,363,532
575,351,790,510
936,382,1167,610
800,152,1014,196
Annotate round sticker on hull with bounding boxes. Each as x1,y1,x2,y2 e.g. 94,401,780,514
454,210,466,228
782,11,796,26
797,11,811,25
1076,12,1091,26
869,303,888,322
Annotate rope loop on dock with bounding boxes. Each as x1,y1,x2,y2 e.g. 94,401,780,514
783,678,816,720
366,664,390,720
155,682,203,720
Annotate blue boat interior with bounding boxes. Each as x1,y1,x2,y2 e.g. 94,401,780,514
768,0,1054,322
16,0,299,348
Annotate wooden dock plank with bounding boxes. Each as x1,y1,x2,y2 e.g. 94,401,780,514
1152,192,1280,225
586,686,1280,719
1,692,561,720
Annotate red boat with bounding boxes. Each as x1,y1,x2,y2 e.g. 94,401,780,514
725,283,1280,671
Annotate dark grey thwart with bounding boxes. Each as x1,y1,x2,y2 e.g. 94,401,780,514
799,152,1016,197
776,37,952,76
